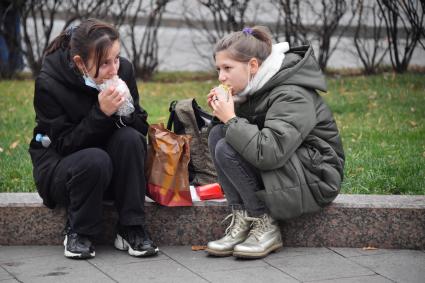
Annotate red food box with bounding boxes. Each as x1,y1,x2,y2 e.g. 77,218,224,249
195,183,224,200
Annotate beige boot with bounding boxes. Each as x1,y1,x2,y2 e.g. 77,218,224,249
233,213,282,259
206,210,251,256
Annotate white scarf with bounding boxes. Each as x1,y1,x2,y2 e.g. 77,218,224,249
234,42,290,103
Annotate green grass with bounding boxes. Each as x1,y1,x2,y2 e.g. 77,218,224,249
0,73,424,194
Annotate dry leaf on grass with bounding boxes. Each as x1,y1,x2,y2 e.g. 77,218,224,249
191,245,207,251
409,120,417,127
9,140,19,149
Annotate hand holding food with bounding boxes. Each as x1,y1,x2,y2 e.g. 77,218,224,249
99,76,135,116
209,84,236,123
213,84,231,102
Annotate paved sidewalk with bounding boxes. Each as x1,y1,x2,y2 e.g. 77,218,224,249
0,245,424,283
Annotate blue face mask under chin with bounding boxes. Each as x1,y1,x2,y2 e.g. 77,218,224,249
83,74,100,91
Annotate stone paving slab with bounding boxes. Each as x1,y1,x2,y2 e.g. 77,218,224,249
349,250,425,283
0,267,13,281
1,253,113,283
265,249,375,281
1,246,424,283
161,246,269,273
199,265,298,283
309,275,393,283
94,257,206,283
329,247,397,257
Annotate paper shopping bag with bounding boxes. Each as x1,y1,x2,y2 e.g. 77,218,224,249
146,123,192,206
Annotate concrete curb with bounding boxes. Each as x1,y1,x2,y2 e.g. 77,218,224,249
0,193,424,248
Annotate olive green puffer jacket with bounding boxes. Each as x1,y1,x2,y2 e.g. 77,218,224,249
224,45,345,220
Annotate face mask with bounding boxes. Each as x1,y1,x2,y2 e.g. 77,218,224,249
83,74,100,91
81,64,100,91
239,63,253,96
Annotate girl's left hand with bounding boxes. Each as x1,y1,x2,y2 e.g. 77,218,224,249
210,92,236,123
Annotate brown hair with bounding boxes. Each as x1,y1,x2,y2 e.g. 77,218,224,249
214,26,272,64
44,18,119,78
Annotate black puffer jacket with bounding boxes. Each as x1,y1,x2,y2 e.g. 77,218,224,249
29,47,149,208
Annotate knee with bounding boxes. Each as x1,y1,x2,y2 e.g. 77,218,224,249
214,139,238,167
111,127,146,151
77,148,113,178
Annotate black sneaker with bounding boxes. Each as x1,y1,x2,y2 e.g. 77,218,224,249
64,232,95,259
114,225,159,257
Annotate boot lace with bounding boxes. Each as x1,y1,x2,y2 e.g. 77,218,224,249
222,211,247,237
245,215,269,241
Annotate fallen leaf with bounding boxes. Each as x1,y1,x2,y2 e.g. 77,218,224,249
362,246,378,251
9,140,19,149
355,167,364,173
0,147,3,153
368,102,378,109
368,92,377,100
409,120,417,127
191,245,207,251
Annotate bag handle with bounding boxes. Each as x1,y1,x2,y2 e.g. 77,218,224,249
191,99,213,130
167,100,178,131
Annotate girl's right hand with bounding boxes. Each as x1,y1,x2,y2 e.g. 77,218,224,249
207,88,217,109
98,86,125,116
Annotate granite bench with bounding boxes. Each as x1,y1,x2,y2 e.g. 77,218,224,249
0,193,424,249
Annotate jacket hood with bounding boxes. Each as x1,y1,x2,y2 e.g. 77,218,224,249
257,44,327,94
40,47,92,93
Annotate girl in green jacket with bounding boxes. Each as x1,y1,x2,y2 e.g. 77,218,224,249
206,26,344,259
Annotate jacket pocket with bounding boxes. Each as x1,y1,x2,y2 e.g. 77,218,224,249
297,136,342,206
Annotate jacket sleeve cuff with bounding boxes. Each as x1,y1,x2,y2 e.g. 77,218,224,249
223,116,239,133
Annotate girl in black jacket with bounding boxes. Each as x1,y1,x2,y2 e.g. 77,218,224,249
29,19,158,259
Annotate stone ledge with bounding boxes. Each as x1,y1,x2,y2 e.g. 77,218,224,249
0,193,424,249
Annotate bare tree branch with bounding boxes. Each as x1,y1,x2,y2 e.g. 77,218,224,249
271,0,355,71
20,0,63,77
184,0,251,69
377,0,422,73
121,0,170,80
352,0,388,74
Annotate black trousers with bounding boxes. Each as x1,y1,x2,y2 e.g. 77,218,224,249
48,127,148,236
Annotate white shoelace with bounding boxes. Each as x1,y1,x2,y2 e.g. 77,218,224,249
222,212,247,236
245,216,269,240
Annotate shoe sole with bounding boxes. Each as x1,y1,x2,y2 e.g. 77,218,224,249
114,234,159,257
63,236,95,259
232,243,283,259
205,248,233,257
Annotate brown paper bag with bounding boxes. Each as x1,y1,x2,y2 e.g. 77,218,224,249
146,123,192,206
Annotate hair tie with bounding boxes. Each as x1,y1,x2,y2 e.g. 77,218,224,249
242,27,253,35
66,26,76,37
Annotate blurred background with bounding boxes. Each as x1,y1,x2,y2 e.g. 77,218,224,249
1,0,424,80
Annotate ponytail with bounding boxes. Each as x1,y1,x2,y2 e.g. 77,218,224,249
214,26,273,64
44,27,74,57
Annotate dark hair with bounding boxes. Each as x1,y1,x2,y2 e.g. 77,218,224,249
214,26,272,64
44,18,119,78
